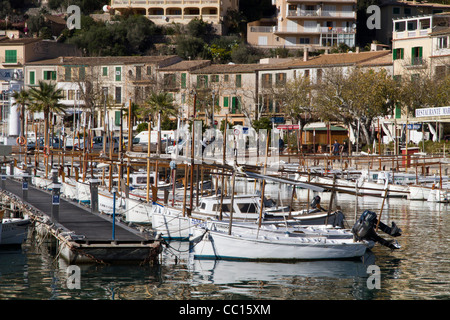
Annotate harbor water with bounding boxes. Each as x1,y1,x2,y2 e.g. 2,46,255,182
0,185,449,300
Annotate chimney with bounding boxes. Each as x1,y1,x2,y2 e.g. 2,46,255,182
303,48,309,61
324,49,329,55
356,46,360,53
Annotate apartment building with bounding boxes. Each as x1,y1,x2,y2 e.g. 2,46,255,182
157,59,211,119
189,63,266,126
24,55,182,129
110,0,239,27
392,13,450,78
247,0,357,49
376,0,450,46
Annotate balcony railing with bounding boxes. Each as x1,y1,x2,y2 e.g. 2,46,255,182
393,28,431,39
275,26,356,34
112,0,220,5
287,10,355,18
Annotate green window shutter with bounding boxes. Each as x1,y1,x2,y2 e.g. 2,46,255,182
65,67,71,81
231,97,236,114
52,71,56,80
400,48,404,59
79,67,85,80
411,47,415,64
115,111,121,126
223,96,229,108
5,50,17,63
29,71,35,85
102,67,108,76
181,73,186,88
236,74,242,88
44,71,49,80
393,49,397,60
418,47,423,58
115,67,121,81
395,104,401,119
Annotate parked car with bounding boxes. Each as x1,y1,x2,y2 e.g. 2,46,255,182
92,136,119,152
27,137,63,151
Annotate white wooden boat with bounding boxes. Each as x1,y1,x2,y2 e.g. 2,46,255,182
427,185,449,203
62,177,78,200
98,189,124,215
1,217,31,246
124,197,153,224
191,221,371,261
151,194,343,240
76,180,91,204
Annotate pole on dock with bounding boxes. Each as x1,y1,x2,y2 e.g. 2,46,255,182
1,166,6,189
112,187,117,241
51,169,61,222
22,169,29,202
90,178,99,214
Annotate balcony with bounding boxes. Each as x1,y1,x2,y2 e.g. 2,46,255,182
393,28,431,40
274,26,356,34
287,10,356,19
111,0,220,5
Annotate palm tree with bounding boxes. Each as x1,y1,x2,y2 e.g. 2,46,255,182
27,81,65,154
12,89,30,141
140,92,178,123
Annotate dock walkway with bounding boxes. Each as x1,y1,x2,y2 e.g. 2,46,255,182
1,178,161,264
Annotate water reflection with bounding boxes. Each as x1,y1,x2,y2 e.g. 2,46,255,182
0,186,448,300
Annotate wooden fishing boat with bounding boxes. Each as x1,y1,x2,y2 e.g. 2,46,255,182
191,220,371,261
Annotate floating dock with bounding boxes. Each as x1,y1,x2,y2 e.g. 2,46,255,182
0,178,161,264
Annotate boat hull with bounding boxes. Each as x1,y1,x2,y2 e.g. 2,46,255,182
1,218,31,246
192,227,369,261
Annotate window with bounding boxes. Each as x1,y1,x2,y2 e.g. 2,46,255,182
275,73,286,87
437,36,448,49
404,8,411,15
231,96,240,114
211,74,219,82
236,74,242,88
68,90,75,100
102,67,108,76
237,203,257,213
223,96,229,108
4,50,17,63
181,73,187,88
393,75,402,82
393,7,400,15
78,67,85,81
115,67,121,81
29,71,35,85
43,70,56,81
224,74,229,82
115,86,121,103
164,74,176,88
316,69,323,83
299,38,310,44
64,67,71,81
197,75,208,88
411,46,423,65
393,48,404,60
146,66,152,75
261,73,272,88
135,66,142,80
115,110,121,126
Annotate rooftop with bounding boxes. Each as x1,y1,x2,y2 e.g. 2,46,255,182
26,55,182,66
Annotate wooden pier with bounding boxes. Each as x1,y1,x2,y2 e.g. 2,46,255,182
0,178,161,264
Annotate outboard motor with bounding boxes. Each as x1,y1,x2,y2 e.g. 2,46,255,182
352,210,402,250
310,195,321,209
